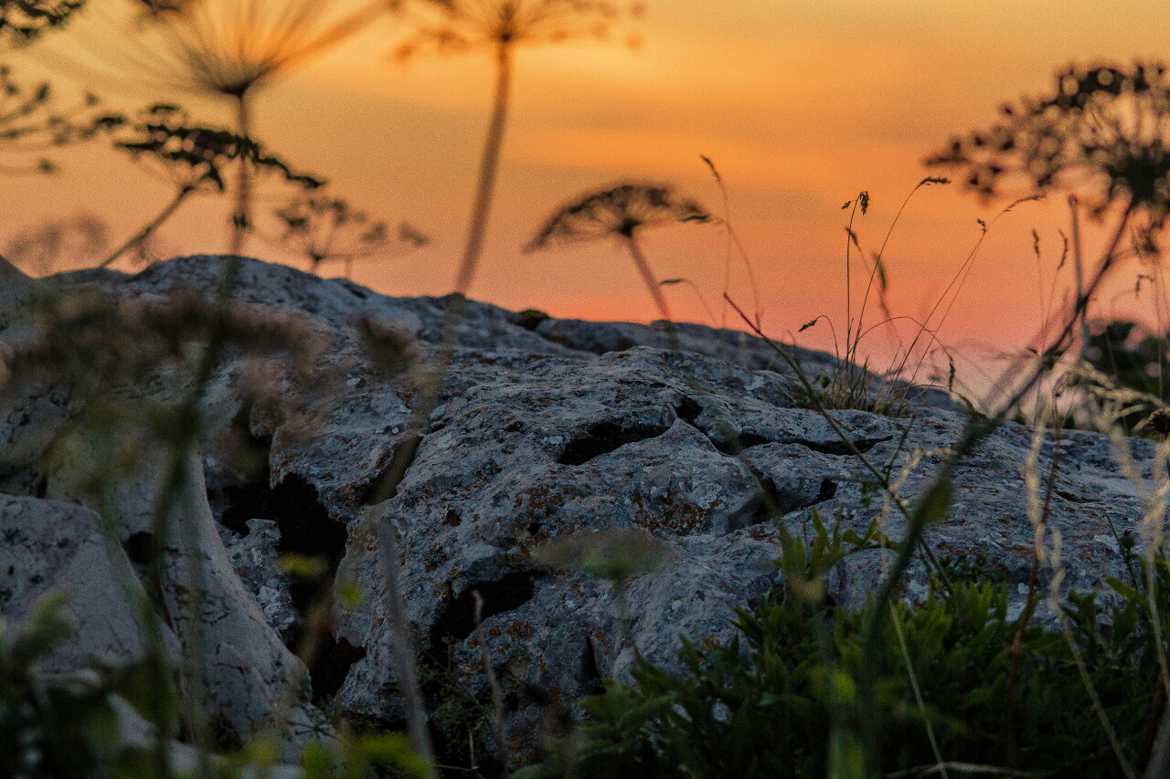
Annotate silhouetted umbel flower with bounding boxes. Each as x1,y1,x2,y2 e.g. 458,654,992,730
79,0,391,252
0,0,85,45
98,104,322,267
927,61,1170,240
267,192,429,277
527,183,710,247
526,182,711,321
0,66,122,175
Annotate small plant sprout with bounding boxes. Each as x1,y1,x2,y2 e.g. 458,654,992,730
100,103,323,268
395,0,646,296
928,61,1170,355
525,182,712,321
266,192,429,278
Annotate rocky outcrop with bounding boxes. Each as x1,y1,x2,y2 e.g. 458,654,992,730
0,256,1163,771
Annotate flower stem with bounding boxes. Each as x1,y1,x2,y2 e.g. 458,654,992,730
626,237,671,322
231,93,253,256
99,185,195,269
454,41,512,295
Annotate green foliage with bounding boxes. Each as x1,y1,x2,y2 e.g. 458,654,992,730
531,516,1170,778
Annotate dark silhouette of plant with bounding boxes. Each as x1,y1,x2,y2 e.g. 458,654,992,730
1073,319,1170,433
928,61,1170,357
265,192,429,278
396,0,645,296
0,0,86,45
525,182,711,321
0,65,122,175
99,103,323,268
75,0,394,254
0,4,121,275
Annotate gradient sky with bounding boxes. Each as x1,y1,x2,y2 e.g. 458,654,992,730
4,0,1170,395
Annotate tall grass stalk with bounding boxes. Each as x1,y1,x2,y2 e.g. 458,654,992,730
850,178,948,370
701,155,761,329
1045,527,1138,779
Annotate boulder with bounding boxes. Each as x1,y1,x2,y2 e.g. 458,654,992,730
0,255,1162,770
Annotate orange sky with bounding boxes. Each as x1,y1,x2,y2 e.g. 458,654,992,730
4,1,1170,394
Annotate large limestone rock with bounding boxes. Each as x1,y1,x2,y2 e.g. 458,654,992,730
0,494,173,671
0,256,1163,769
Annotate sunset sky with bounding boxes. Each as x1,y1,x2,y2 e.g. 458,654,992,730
4,1,1170,395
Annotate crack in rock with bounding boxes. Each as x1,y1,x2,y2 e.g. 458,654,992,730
557,421,672,466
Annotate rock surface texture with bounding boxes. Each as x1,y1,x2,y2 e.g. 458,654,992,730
0,256,1163,769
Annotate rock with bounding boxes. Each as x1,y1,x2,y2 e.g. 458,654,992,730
156,455,329,756
223,518,300,644
109,695,303,779
0,255,1162,771
0,494,176,672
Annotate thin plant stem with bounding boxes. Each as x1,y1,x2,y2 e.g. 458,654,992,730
1069,195,1089,361
854,179,938,366
473,591,508,771
99,185,196,268
889,607,949,779
843,196,862,364
661,277,716,325
701,156,761,328
1006,414,1061,766
454,40,512,295
1055,604,1137,779
231,93,253,255
727,226,762,328
375,516,437,777
626,237,671,322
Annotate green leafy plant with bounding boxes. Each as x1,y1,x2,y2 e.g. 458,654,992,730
531,516,1170,779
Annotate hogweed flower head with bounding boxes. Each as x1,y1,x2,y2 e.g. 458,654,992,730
0,0,86,46
525,182,711,250
114,103,323,193
928,60,1170,246
269,192,429,274
396,0,644,61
